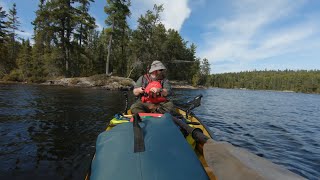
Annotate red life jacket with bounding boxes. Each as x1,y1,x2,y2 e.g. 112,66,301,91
141,75,167,104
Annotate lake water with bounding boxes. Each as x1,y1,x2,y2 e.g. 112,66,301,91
0,84,319,179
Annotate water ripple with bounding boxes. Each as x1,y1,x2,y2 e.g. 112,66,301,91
175,88,320,180
1,85,319,179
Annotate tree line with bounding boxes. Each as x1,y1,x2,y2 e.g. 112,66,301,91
210,70,320,94
0,0,210,85
2,1,318,94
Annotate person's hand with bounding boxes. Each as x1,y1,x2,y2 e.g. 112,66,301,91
138,87,145,94
133,87,145,96
150,87,160,93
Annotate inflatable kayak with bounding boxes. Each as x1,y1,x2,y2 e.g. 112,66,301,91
85,95,305,180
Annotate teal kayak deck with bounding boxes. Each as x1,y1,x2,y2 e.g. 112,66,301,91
91,113,209,180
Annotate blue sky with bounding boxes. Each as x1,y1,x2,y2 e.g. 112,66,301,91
1,0,320,74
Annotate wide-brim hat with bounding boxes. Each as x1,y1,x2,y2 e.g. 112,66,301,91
149,61,166,73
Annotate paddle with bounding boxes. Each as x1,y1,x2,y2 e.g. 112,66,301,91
172,116,305,179
170,97,305,180
185,94,203,110
183,94,202,119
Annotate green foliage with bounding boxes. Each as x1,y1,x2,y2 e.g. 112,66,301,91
0,41,9,77
210,70,320,94
74,0,96,47
16,39,32,80
1,1,203,84
91,29,108,74
3,69,23,81
128,4,166,77
104,0,131,76
2,3,23,75
127,5,200,82
2,1,318,94
31,0,97,77
6,3,21,41
28,76,46,83
192,73,200,86
199,58,211,86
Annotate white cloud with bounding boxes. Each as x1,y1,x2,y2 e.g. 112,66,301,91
94,17,104,31
199,0,320,73
16,30,33,39
261,24,315,50
130,0,191,31
96,21,103,31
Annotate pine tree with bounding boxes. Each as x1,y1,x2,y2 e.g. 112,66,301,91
129,4,164,78
104,0,131,76
16,39,33,80
163,29,189,80
92,29,108,74
31,0,47,81
42,0,74,76
200,58,211,86
74,0,96,47
6,3,22,43
5,3,22,74
73,0,96,76
0,6,9,77
0,6,7,43
31,0,98,77
32,0,56,77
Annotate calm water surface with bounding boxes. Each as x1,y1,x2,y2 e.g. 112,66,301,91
0,84,319,179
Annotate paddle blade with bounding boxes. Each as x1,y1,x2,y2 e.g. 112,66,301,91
203,139,305,180
186,94,203,110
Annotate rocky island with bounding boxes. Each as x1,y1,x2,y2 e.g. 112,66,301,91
40,74,198,90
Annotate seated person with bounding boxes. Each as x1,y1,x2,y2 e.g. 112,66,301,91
131,61,174,114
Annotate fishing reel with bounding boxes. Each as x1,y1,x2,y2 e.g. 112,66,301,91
141,87,162,98
142,91,161,98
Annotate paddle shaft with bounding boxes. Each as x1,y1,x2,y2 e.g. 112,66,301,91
172,116,209,144
172,115,305,180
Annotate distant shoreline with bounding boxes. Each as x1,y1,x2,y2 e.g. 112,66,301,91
2,79,319,95
233,87,295,93
2,80,319,94
0,76,201,90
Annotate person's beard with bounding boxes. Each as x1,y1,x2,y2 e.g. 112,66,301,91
150,71,166,80
156,72,166,80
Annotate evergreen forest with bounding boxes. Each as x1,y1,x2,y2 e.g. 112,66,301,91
0,1,319,93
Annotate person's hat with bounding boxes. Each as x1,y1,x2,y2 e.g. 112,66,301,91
149,61,166,73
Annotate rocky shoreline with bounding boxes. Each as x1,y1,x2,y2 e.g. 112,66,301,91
170,80,199,89
1,75,199,90
42,75,134,90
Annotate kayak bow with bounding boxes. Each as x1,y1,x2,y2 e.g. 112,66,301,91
85,105,305,180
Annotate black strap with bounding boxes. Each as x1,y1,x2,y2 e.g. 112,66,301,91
133,114,145,153
143,74,151,88
160,79,164,87
141,75,145,88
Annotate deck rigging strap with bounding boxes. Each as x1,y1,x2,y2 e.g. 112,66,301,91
133,114,145,153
